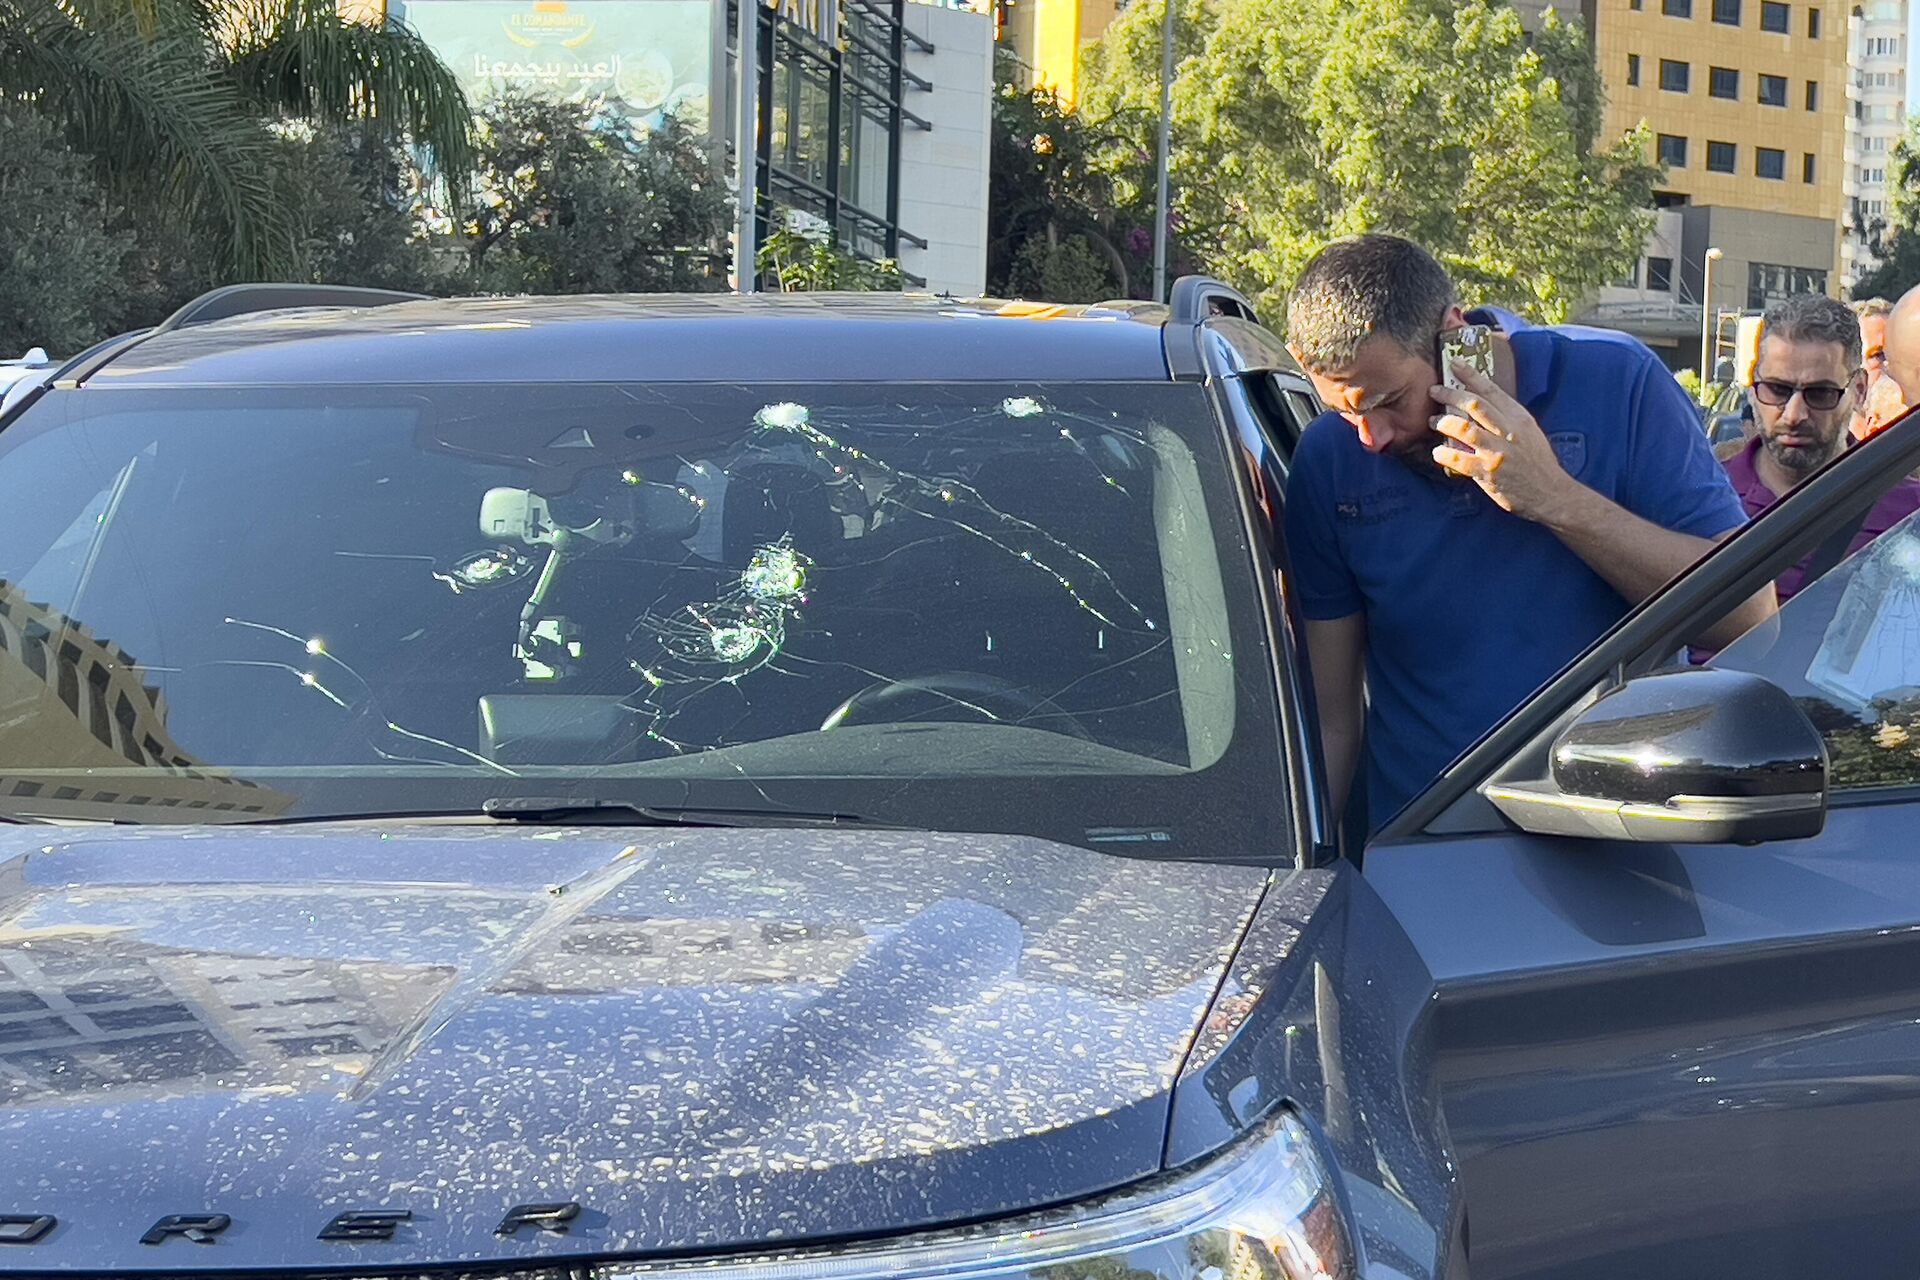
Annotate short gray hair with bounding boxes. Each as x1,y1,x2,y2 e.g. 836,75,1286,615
1286,234,1456,371
1760,294,1862,370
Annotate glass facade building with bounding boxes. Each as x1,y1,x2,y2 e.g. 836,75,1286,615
398,0,930,276
731,0,928,267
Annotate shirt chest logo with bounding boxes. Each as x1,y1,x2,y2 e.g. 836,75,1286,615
1548,431,1587,477
1335,485,1411,526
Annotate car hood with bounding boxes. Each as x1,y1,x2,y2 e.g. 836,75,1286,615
0,825,1267,1271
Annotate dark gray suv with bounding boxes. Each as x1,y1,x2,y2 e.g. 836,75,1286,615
0,280,1917,1280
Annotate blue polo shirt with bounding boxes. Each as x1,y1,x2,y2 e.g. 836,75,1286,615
1283,312,1747,828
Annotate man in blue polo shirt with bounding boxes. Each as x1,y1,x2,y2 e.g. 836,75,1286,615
1282,235,1777,830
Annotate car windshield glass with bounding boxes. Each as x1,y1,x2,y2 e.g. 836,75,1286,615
0,380,1286,855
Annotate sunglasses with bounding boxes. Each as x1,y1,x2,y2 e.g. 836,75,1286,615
1751,374,1861,412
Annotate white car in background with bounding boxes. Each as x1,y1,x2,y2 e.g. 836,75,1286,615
0,348,53,413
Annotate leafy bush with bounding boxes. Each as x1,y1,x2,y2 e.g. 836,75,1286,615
0,108,132,355
1007,237,1116,303
757,208,904,292
447,95,731,296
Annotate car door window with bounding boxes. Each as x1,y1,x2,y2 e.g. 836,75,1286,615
1710,507,1920,790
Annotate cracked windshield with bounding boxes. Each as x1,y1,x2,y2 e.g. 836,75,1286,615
0,381,1282,850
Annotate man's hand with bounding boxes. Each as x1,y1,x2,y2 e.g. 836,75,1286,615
1429,361,1575,522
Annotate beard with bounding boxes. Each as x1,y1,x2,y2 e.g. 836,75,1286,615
1390,427,1472,482
1762,427,1844,476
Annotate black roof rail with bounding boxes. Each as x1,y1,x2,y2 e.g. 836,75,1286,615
44,285,431,390
154,283,430,334
1168,276,1261,327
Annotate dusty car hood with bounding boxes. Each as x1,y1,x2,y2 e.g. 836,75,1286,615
0,825,1266,1270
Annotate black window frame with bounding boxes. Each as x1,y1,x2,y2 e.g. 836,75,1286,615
1657,133,1689,167
1661,59,1692,92
1760,0,1789,32
1757,146,1787,179
1628,52,1642,86
1707,140,1738,172
1803,152,1817,183
1646,257,1675,291
1805,79,1818,110
1663,0,1692,14
731,0,926,282
1712,0,1741,22
1808,5,1820,36
1709,65,1740,98
1758,73,1788,106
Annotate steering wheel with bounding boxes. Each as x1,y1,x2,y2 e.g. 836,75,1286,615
820,671,1095,740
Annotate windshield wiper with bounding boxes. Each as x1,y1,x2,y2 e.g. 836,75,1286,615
477,798,910,829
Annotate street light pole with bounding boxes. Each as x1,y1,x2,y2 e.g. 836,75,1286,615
1151,0,1174,304
733,0,759,294
1698,246,1724,392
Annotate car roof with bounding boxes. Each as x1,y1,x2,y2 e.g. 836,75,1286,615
74,293,1182,389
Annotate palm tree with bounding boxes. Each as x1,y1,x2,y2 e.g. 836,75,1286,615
0,0,472,276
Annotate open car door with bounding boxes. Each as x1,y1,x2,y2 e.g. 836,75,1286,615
1352,407,1920,1279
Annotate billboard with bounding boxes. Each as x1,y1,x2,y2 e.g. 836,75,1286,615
398,0,719,138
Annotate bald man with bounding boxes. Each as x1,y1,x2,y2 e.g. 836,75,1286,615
1885,286,1920,408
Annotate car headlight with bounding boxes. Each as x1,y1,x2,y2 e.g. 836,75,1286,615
597,1110,1355,1280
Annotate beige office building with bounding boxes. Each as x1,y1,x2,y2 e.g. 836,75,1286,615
1541,0,1852,367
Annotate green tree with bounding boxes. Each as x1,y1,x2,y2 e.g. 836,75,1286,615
0,0,472,276
264,123,443,293
450,94,731,295
1077,0,1659,323
987,50,1170,300
0,108,132,354
1855,119,1920,300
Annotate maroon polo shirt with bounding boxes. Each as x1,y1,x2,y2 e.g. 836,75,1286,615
1723,436,1920,603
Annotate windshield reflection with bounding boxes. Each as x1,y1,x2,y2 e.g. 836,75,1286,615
0,382,1282,854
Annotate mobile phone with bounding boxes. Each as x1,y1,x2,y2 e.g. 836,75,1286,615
1438,324,1495,393
1432,324,1495,480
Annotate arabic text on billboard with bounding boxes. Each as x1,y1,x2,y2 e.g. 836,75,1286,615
401,0,714,137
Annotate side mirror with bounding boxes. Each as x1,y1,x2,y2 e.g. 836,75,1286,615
1484,669,1828,844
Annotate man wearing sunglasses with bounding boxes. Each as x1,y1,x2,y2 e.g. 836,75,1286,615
1721,293,1920,603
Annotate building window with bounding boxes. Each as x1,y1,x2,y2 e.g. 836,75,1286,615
1661,59,1692,92
1805,80,1818,109
1759,73,1788,106
1628,53,1641,86
1663,0,1692,14
1749,262,1827,309
1807,5,1819,35
1710,66,1739,98
1804,152,1817,183
1760,0,1789,31
1648,257,1675,291
1707,140,1737,172
1757,146,1787,179
1658,134,1688,167
1712,0,1741,19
